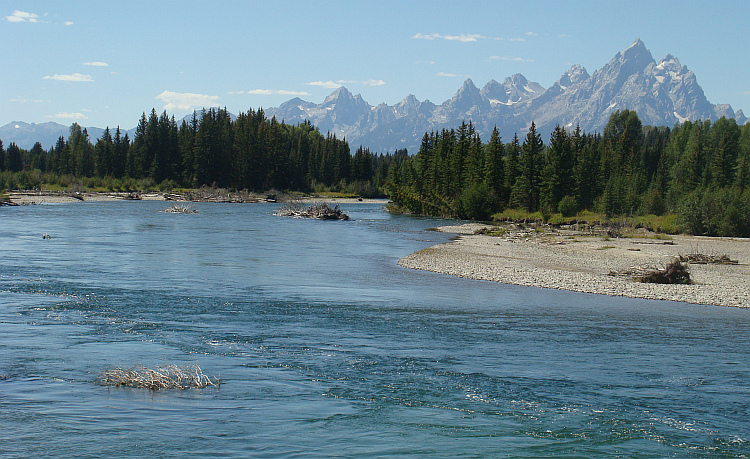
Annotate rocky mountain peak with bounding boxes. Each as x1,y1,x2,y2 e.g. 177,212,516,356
557,64,590,89
322,86,355,106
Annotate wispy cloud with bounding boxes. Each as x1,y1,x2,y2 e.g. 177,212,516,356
83,61,109,67
156,91,219,111
232,89,312,96
6,10,38,23
47,112,88,120
43,73,93,82
436,72,468,78
306,79,385,88
525,32,537,36
413,32,508,42
10,97,45,103
413,32,485,42
508,37,526,42
489,55,535,63
64,21,74,26
306,81,342,89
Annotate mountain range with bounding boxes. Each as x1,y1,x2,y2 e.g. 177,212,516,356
2,39,746,153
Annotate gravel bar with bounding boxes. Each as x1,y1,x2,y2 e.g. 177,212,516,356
399,223,750,308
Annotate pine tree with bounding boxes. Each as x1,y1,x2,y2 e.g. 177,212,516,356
483,126,505,199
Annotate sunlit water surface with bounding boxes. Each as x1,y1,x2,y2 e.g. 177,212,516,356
1,201,749,457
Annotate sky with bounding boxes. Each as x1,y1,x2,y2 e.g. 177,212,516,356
2,0,749,130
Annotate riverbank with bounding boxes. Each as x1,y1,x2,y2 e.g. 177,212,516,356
5,190,389,206
399,223,750,308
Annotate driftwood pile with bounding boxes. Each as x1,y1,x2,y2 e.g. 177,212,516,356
163,203,198,214
98,364,220,390
180,188,262,203
679,253,738,265
636,259,692,284
275,201,350,220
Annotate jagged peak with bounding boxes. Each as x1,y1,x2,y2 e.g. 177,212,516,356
560,64,590,85
617,38,654,66
399,94,419,105
323,86,354,104
657,54,683,71
459,78,479,91
504,73,529,86
626,38,646,51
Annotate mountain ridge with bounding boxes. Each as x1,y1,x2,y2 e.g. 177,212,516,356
2,39,747,152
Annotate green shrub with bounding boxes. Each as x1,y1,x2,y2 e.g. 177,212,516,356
557,195,578,218
456,183,500,221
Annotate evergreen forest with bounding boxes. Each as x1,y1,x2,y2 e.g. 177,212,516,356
2,108,750,237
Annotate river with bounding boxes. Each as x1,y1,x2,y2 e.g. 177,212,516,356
1,201,748,457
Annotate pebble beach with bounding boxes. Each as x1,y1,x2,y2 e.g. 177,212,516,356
399,223,750,308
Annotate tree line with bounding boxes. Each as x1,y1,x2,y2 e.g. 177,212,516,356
2,107,750,236
385,110,750,237
0,108,406,197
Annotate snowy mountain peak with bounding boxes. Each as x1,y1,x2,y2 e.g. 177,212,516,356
656,54,683,73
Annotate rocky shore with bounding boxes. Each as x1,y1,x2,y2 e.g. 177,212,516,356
399,223,750,308
5,190,388,206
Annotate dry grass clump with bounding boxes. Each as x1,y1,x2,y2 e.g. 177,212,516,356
163,203,198,214
98,364,220,390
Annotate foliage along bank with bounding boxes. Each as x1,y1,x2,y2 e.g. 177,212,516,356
385,110,750,237
2,107,750,237
0,108,406,198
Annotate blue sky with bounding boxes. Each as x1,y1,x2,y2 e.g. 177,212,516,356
2,0,749,129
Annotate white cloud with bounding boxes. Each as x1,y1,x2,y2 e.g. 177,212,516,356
362,80,386,87
10,97,44,103
240,89,312,96
6,10,38,23
444,33,484,42
64,21,73,26
413,32,498,42
83,61,109,67
525,32,537,36
509,37,526,42
275,89,311,96
47,112,88,120
412,33,441,40
43,73,93,82
306,80,342,89
156,91,219,111
437,72,462,78
489,55,534,63
306,79,385,88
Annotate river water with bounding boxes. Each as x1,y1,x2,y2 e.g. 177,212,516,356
1,201,748,458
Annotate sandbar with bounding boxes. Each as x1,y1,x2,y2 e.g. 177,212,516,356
399,223,750,308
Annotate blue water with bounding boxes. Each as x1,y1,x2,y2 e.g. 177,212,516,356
1,201,749,458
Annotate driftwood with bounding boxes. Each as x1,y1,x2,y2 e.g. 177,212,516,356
679,253,738,265
637,259,692,284
181,187,263,203
163,203,198,214
275,201,349,220
98,364,220,390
